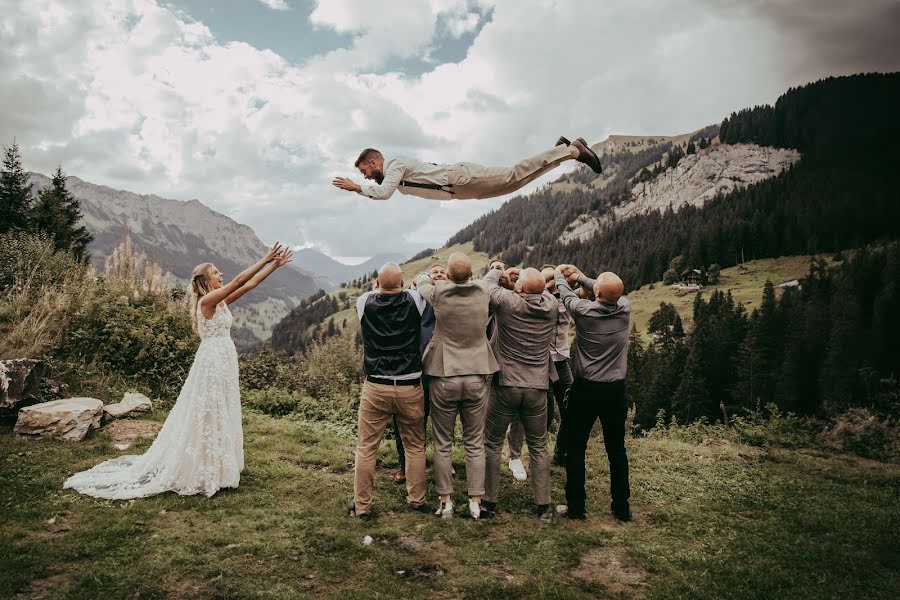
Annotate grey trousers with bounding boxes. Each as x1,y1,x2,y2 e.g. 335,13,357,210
508,418,524,460
484,385,551,506
430,374,489,496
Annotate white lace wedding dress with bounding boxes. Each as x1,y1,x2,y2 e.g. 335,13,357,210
64,302,244,499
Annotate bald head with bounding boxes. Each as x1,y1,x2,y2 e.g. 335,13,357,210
593,271,625,304
447,252,472,283
519,267,546,294
377,262,403,292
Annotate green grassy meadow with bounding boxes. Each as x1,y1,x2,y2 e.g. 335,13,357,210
2,410,898,599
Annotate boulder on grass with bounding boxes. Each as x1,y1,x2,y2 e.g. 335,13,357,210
103,392,152,421
0,359,48,416
14,398,104,442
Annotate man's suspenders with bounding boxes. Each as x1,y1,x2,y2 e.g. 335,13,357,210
399,181,456,195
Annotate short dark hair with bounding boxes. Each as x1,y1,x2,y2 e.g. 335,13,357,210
355,148,383,167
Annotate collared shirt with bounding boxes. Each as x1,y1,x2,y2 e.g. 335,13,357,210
356,289,426,380
483,269,558,388
555,273,630,383
359,157,453,201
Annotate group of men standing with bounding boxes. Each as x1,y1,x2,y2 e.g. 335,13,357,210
348,252,632,523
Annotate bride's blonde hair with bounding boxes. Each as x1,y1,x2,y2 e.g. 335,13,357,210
190,262,216,333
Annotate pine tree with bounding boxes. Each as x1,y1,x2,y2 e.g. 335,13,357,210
0,141,32,233
733,281,782,410
686,141,696,155
30,166,93,260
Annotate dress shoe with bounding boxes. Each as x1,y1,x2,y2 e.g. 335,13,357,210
537,504,556,523
393,466,405,484
348,499,373,521
409,501,433,515
571,137,603,174
612,502,633,522
556,136,571,147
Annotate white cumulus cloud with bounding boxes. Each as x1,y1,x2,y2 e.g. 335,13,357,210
1,0,893,259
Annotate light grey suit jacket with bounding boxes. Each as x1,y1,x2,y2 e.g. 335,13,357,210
415,275,499,377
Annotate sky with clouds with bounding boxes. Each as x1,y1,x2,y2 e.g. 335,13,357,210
2,0,898,261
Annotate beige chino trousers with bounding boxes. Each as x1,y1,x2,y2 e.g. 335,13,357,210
446,145,574,200
353,380,426,515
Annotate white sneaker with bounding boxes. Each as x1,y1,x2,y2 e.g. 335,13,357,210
435,500,454,519
508,458,527,481
469,499,481,520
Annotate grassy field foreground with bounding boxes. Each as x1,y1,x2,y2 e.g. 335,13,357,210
2,411,898,599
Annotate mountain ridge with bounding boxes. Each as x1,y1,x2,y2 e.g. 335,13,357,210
26,172,328,345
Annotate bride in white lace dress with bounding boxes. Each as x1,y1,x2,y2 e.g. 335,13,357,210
64,243,293,499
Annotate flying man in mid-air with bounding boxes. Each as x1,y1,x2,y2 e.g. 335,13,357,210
332,136,602,201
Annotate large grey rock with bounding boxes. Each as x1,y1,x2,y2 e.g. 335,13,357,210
559,143,802,244
14,398,104,441
103,391,152,420
0,359,48,416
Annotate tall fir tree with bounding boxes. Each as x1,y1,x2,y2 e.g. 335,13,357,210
31,166,93,260
733,281,783,410
0,141,32,233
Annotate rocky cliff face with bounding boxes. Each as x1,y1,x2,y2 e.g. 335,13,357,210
26,173,327,344
559,143,801,243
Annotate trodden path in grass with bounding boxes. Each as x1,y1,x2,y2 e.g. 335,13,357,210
2,411,898,599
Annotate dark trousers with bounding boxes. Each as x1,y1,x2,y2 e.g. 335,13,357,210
394,378,431,471
550,359,574,443
564,378,630,514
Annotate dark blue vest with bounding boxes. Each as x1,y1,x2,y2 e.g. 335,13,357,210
360,292,423,378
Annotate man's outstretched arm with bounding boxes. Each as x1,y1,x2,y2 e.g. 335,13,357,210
332,162,404,200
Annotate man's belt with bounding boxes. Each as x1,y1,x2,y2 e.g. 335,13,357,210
399,180,455,195
365,376,422,386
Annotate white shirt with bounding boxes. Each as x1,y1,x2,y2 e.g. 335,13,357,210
359,157,454,201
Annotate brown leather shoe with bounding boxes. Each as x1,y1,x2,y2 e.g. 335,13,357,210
556,136,571,147
572,137,602,174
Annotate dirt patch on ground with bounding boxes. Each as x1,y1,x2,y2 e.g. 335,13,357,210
571,547,647,598
102,419,162,449
161,579,211,599
13,573,72,599
396,534,428,553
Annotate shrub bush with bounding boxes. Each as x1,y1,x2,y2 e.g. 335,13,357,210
1,232,197,404
817,408,900,462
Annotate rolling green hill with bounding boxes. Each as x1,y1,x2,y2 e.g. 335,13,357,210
627,254,832,341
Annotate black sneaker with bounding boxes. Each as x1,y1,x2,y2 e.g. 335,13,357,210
480,500,498,519
409,502,433,515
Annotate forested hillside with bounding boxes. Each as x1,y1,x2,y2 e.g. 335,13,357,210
450,73,900,290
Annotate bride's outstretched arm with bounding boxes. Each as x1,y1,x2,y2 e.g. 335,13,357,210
225,248,293,305
200,242,282,311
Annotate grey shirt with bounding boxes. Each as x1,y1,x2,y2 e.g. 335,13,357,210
555,273,631,383
484,269,558,389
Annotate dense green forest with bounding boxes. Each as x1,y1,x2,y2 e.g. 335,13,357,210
627,244,900,444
